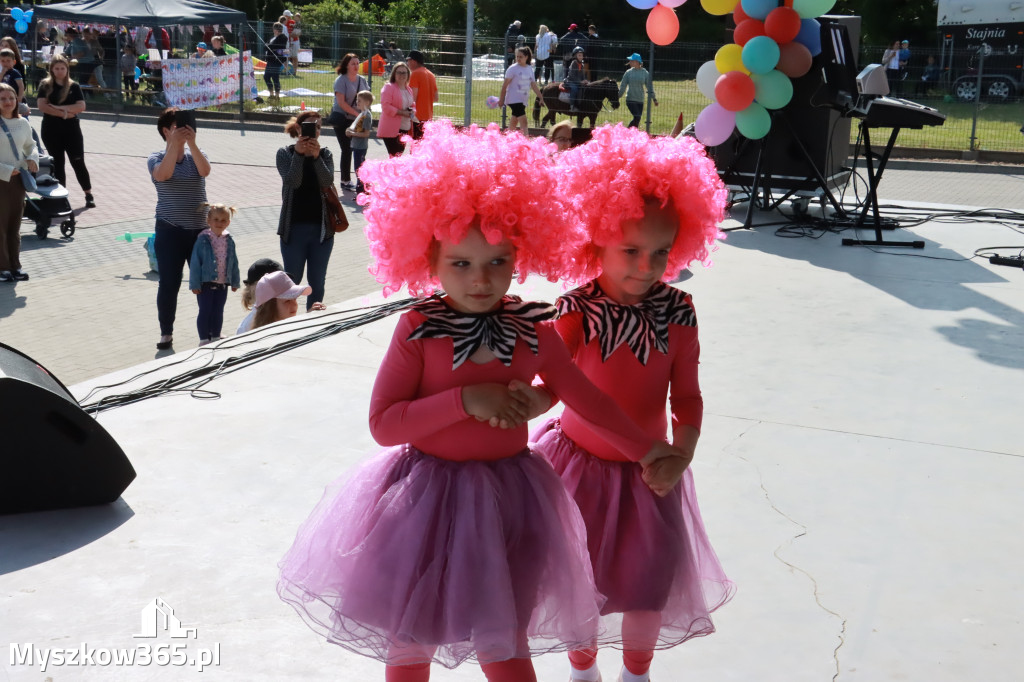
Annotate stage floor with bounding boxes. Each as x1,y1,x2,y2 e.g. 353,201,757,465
3,201,1022,681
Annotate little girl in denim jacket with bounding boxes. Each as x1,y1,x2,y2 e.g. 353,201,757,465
189,203,240,345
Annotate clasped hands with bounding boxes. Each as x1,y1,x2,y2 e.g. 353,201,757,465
295,136,320,156
461,380,691,496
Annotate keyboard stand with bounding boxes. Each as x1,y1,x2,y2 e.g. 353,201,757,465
842,122,925,249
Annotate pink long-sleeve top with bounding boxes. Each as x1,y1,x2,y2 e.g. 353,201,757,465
368,309,659,462
376,82,415,139
555,296,704,463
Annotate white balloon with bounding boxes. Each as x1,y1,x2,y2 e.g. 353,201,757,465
696,60,720,101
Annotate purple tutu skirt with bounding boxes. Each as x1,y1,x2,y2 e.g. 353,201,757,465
532,419,735,649
277,444,604,668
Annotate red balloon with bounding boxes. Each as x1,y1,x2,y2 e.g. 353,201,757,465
733,19,765,46
733,2,749,23
776,41,813,78
764,7,801,44
647,5,680,46
714,71,756,111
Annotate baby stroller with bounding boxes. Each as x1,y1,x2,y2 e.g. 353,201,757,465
22,128,76,239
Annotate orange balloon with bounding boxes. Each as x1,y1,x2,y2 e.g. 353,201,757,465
647,5,680,46
776,41,812,78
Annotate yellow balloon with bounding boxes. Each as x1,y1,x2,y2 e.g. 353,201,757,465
715,44,750,75
701,0,739,15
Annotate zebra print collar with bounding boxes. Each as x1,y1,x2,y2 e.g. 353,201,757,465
408,295,558,369
556,280,696,365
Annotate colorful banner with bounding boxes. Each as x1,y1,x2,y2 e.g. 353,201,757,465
161,51,258,110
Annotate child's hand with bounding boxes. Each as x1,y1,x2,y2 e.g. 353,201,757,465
641,449,693,497
344,128,353,137
191,288,201,295
462,383,529,427
488,379,550,428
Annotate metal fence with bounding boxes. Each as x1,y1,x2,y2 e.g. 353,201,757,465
22,21,1024,154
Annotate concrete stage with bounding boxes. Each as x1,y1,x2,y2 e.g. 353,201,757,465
2,202,1022,681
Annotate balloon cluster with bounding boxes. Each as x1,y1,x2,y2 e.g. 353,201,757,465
626,0,686,46
694,0,832,146
10,7,35,34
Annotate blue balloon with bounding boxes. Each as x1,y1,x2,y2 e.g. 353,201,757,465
740,0,778,21
795,19,822,57
10,8,24,21
627,0,659,8
134,66,142,79
15,20,28,34
25,10,33,20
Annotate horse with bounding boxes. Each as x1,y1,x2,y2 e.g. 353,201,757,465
532,77,620,129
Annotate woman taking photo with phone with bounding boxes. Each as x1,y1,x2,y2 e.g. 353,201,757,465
36,55,95,208
378,61,415,156
276,110,335,312
149,107,211,350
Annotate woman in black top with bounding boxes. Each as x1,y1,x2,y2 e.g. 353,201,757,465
264,23,288,100
36,55,95,208
276,111,336,310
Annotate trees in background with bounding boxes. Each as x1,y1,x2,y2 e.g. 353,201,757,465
218,0,942,49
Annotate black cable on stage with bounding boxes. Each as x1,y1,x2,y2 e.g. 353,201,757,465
79,297,420,415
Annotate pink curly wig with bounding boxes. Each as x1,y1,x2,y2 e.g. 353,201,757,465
356,120,584,296
556,124,727,283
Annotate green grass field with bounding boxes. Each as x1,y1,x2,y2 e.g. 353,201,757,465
243,62,1024,153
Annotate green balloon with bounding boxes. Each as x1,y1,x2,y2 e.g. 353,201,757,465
793,0,836,19
752,70,794,110
736,102,771,139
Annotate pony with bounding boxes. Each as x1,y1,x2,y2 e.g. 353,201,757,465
532,77,620,129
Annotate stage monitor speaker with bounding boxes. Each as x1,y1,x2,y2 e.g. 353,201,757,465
709,15,862,194
0,343,136,515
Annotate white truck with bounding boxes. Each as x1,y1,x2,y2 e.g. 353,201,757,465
937,0,1024,100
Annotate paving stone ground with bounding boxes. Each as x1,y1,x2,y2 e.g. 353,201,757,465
2,115,1022,385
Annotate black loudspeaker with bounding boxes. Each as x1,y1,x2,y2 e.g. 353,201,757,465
709,15,862,194
0,343,136,515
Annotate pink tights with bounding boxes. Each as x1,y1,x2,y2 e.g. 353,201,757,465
385,642,537,682
568,611,662,676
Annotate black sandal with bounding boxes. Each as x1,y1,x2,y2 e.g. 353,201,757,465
156,335,173,350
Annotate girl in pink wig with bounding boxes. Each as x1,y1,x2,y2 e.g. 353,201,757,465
531,124,735,682
277,121,688,682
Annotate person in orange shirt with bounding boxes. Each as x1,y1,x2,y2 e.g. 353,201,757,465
407,50,438,140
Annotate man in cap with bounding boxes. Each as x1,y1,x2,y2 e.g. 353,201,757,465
407,50,438,140
560,23,588,73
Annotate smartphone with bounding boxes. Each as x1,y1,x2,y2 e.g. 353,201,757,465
174,109,196,131
300,120,318,138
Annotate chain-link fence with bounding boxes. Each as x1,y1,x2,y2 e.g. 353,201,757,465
21,21,1024,154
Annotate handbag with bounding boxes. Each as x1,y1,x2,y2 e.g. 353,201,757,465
0,117,36,191
320,184,349,232
327,76,366,127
